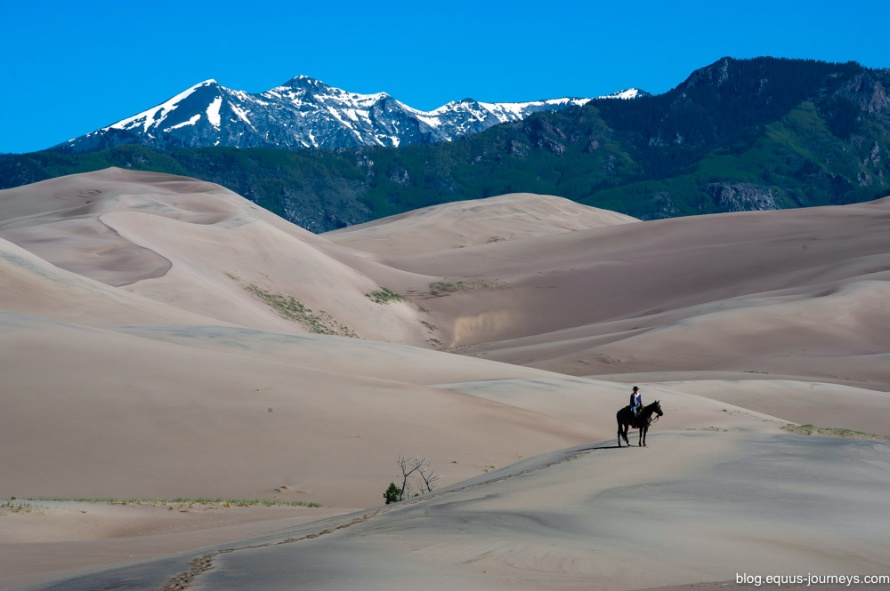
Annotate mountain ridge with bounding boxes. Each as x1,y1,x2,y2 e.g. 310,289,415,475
3,57,888,232
56,76,642,153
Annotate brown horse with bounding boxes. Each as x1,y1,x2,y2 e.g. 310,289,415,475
616,400,663,447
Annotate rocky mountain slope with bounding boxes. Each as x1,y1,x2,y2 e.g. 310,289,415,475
3,57,888,231
55,76,642,153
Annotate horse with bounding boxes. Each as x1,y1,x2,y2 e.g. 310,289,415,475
616,400,663,447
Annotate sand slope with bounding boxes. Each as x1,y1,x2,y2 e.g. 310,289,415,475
3,169,889,590
1,170,620,509
326,192,638,254
0,168,435,341
2,169,668,512
19,432,890,591
342,197,890,391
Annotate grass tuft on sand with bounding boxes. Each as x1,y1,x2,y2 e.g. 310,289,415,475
246,284,356,337
428,280,498,297
782,424,890,442
365,287,407,304
0,501,37,515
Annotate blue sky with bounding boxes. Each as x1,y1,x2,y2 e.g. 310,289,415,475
2,0,888,154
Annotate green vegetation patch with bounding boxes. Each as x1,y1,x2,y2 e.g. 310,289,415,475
429,281,461,296
365,287,407,304
246,284,356,337
0,501,37,515
782,424,890,442
428,280,498,297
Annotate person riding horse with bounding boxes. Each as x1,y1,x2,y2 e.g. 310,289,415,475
617,398,663,447
630,386,642,421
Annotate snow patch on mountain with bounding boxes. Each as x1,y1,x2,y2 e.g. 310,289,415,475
165,114,201,131
206,96,223,128
59,77,646,153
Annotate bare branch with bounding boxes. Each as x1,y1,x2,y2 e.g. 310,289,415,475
396,456,421,501
413,457,440,493
392,455,439,501
419,468,440,493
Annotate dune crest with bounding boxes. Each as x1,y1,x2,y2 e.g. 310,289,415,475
326,192,638,254
0,168,436,342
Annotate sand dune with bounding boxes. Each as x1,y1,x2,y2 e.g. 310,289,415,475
0,168,434,342
640,378,890,436
350,197,890,391
0,502,349,589
188,432,890,591
0,311,597,506
19,432,890,591
326,192,638,254
0,236,208,326
2,169,889,590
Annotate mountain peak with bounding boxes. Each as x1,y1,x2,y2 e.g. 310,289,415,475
680,56,739,88
598,88,650,100
283,74,327,88
55,77,629,153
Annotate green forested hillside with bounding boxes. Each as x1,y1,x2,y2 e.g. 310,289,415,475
2,57,888,232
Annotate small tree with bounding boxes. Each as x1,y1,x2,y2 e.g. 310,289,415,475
385,456,439,504
383,482,401,505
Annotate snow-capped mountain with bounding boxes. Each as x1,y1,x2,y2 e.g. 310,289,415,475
58,76,645,153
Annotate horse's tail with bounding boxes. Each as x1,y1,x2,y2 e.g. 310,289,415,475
616,406,628,422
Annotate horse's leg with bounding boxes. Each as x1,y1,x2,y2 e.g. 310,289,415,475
639,427,645,447
618,422,628,447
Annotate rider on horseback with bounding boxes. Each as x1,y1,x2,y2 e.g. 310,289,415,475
630,386,642,418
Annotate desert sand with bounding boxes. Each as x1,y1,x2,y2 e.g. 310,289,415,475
325,192,639,254
1,168,888,589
